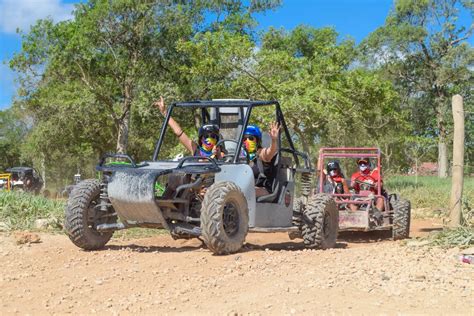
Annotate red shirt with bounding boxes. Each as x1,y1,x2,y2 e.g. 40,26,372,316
351,168,382,193
329,175,345,183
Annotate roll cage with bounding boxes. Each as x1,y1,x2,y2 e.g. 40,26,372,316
152,100,311,170
317,147,385,207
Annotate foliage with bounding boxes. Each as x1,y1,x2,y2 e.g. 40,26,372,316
390,175,474,248
424,226,474,247
386,175,474,213
5,0,472,191
8,0,280,189
361,0,474,177
0,108,29,171
0,191,65,231
238,26,407,160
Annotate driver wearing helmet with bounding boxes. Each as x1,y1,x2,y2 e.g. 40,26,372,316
242,122,280,197
325,161,349,194
350,157,384,218
154,96,223,158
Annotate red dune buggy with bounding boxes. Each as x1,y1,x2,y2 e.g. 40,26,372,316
316,148,410,239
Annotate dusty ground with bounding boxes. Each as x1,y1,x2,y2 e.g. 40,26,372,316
1,219,472,315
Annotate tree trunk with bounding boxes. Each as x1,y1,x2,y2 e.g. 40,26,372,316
437,110,448,178
449,95,464,228
116,84,133,154
293,125,310,156
438,139,448,178
194,109,201,129
383,143,392,172
116,109,130,154
41,153,46,190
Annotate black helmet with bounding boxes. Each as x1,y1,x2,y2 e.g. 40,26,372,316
326,160,341,173
198,124,220,143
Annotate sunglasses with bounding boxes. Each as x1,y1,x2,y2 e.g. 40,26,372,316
204,133,218,139
358,162,368,166
243,135,256,141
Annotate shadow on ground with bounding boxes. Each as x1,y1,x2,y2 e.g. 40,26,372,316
102,243,204,253
98,230,396,255
337,230,393,243
418,227,443,232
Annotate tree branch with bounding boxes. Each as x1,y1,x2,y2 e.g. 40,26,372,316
75,60,119,123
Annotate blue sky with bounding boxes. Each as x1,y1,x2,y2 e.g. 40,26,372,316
0,0,472,110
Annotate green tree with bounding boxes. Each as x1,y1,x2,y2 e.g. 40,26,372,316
361,0,473,178
9,0,281,186
229,26,406,160
0,109,29,171
176,29,255,99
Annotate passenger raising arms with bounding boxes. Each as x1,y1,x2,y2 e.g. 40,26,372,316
243,123,280,197
154,96,223,158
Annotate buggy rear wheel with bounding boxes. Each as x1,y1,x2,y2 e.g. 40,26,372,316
392,198,411,240
302,193,338,249
200,181,249,255
64,179,115,250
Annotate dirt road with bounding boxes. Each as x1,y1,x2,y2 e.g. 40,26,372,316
1,219,472,315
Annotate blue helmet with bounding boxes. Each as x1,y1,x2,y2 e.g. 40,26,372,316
244,125,262,144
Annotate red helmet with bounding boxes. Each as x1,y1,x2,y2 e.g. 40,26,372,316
357,157,370,165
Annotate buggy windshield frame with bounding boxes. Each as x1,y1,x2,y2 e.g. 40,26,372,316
152,100,301,166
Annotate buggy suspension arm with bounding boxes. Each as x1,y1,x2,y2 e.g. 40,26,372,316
173,177,203,198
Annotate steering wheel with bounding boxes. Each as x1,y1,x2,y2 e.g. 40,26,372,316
354,178,377,191
215,139,249,163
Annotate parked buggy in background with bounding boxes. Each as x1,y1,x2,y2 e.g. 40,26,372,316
0,173,12,191
316,148,411,239
5,167,44,195
64,99,338,255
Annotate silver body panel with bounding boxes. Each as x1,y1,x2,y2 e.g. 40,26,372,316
215,163,295,228
215,164,257,221
107,169,167,227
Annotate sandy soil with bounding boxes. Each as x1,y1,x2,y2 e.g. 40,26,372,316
0,218,472,315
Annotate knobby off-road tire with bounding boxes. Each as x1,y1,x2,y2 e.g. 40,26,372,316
200,181,249,255
64,179,114,250
302,193,338,249
289,197,305,240
292,197,305,226
392,198,411,240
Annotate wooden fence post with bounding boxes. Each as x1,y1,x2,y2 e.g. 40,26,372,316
449,95,464,227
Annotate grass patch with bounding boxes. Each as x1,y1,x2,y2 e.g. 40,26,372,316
0,191,65,231
386,175,474,215
0,191,168,238
391,176,474,248
423,226,474,247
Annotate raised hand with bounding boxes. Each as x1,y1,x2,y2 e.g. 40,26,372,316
211,145,218,158
153,96,167,116
269,122,281,140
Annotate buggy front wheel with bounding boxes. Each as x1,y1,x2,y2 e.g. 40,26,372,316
64,179,116,250
302,193,338,249
200,181,249,255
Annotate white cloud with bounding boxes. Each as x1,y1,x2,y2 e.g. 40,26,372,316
0,0,74,34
